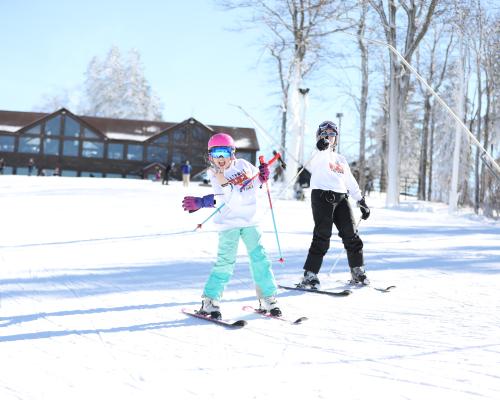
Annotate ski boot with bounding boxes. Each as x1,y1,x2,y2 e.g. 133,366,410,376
258,296,282,317
350,266,370,285
198,296,222,320
298,270,320,289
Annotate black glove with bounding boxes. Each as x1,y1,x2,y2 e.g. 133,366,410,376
357,197,370,220
316,138,330,151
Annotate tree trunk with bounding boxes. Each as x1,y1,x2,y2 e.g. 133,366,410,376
427,107,435,200
474,55,482,214
386,56,401,206
418,95,431,200
280,106,287,162
358,1,369,195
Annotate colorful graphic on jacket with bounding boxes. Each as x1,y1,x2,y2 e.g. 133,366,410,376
329,162,344,174
227,170,253,190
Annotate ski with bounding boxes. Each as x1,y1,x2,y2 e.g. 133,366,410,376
337,280,396,293
242,305,308,325
373,285,396,293
278,284,352,297
182,308,247,328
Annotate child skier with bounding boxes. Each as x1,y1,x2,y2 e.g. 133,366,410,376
182,132,281,319
300,121,371,288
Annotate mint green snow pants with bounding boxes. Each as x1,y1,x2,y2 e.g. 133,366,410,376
203,226,277,301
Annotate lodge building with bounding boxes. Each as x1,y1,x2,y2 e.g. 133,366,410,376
0,108,259,179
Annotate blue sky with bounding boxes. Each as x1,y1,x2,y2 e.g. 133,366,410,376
0,0,363,159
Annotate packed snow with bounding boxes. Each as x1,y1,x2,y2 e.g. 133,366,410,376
1,175,499,400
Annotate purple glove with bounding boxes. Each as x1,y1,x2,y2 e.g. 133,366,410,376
182,194,215,213
258,163,270,183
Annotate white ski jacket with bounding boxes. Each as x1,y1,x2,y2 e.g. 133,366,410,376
308,150,363,202
208,158,263,231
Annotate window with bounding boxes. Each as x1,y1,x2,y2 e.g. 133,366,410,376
191,152,206,168
63,139,79,156
81,171,103,177
1,166,13,175
105,173,123,179
237,151,252,162
43,138,60,155
82,141,104,158
146,145,167,162
171,150,186,165
64,116,81,137
83,128,100,139
151,135,168,145
126,144,143,161
172,127,188,143
0,135,15,152
16,167,30,175
61,170,78,177
25,125,41,135
191,126,207,141
107,143,124,160
19,137,41,153
45,115,62,136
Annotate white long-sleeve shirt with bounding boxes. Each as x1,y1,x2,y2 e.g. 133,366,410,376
308,150,363,202
207,158,263,231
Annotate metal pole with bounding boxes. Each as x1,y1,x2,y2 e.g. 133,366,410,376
336,112,343,153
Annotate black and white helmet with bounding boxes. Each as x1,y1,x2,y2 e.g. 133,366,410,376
316,120,339,136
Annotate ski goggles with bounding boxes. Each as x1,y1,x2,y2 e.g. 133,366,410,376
209,146,233,158
318,131,338,138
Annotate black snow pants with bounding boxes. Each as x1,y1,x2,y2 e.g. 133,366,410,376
303,189,364,273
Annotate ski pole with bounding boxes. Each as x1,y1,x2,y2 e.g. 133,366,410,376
327,217,363,276
259,155,284,263
194,203,225,231
240,152,282,191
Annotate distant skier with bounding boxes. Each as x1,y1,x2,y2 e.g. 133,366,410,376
181,161,192,187
300,120,371,288
162,162,174,185
182,132,281,319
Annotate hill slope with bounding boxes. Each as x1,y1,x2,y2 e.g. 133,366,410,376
1,176,499,399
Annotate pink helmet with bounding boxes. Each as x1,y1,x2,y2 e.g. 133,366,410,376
207,132,235,149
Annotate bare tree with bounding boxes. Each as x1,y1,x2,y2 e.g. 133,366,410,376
368,0,440,206
219,0,354,184
415,25,454,200
357,0,370,194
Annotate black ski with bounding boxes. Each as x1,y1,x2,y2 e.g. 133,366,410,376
182,308,247,328
372,285,396,293
242,305,308,325
278,284,352,297
337,280,396,293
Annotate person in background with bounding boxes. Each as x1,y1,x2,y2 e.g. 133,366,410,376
300,120,371,289
182,132,281,319
0,158,5,174
181,160,192,187
162,162,174,185
28,158,35,176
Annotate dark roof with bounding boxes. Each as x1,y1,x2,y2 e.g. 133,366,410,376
0,110,47,132
0,109,259,150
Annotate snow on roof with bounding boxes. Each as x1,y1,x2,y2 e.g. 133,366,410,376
106,132,150,142
234,138,251,148
0,125,22,132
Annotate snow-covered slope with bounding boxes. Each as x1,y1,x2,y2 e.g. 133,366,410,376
1,176,499,400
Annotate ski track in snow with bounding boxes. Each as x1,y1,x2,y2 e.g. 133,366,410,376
0,176,499,400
